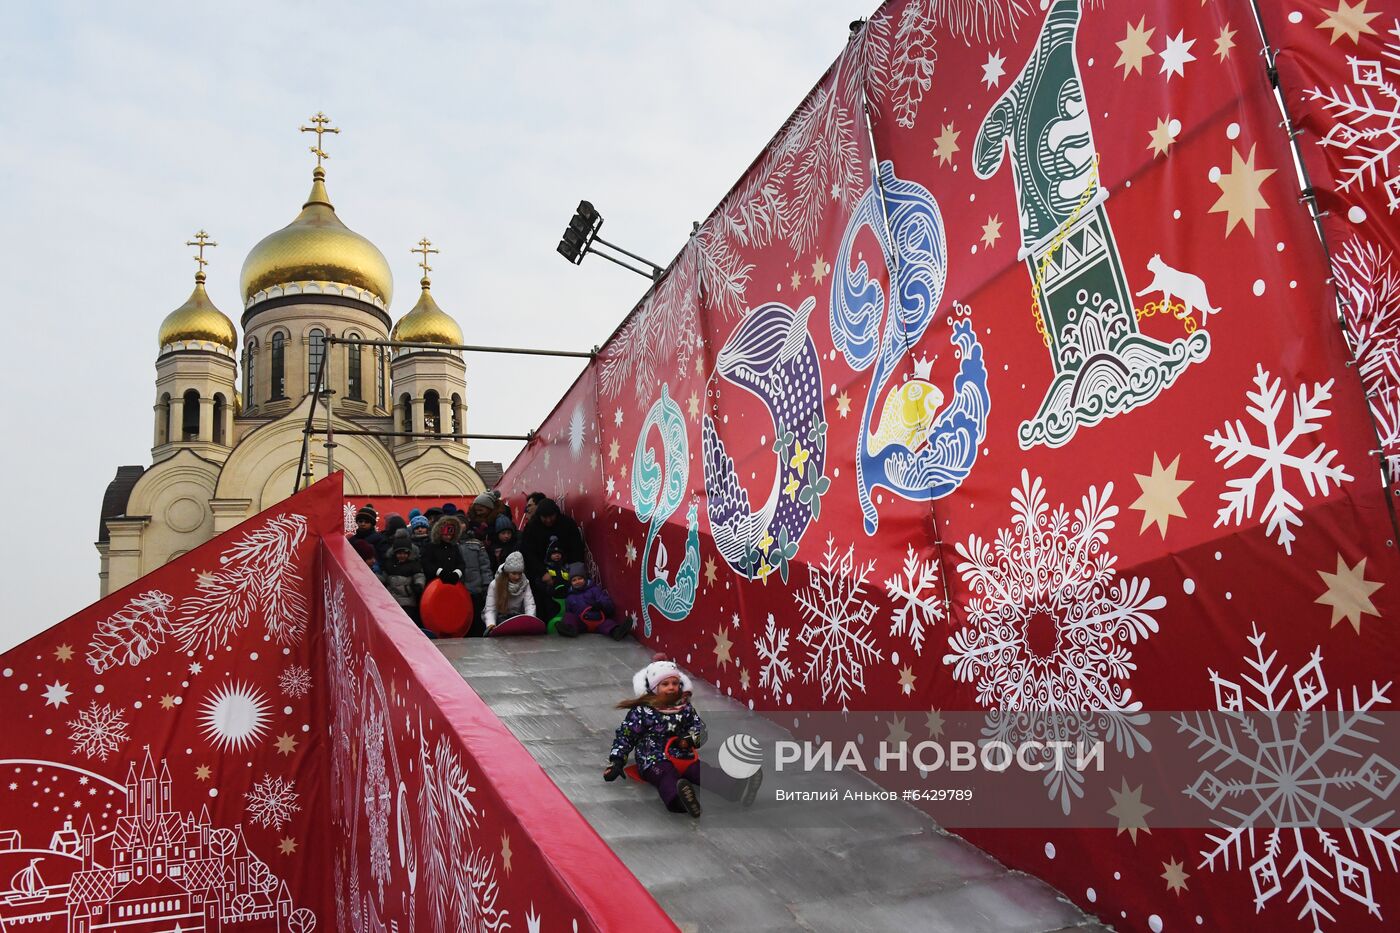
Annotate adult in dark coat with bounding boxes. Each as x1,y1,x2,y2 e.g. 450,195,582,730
520,498,584,583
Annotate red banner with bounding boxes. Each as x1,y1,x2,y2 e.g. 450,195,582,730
499,2,1400,931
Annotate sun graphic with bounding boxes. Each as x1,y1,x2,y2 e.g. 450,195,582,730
198,681,271,752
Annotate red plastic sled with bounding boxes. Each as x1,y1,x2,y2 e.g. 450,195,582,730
420,579,473,636
487,614,548,636
624,737,698,782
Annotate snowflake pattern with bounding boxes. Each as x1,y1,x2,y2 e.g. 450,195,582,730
86,590,175,674
1306,21,1400,212
1174,624,1399,932
343,502,358,535
885,543,945,655
278,664,312,699
67,701,129,761
245,774,301,830
794,536,883,711
755,613,794,701
1205,365,1353,554
418,733,507,933
1334,235,1400,478
176,514,310,652
944,471,1162,813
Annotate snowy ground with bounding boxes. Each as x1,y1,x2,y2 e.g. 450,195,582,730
438,635,1109,933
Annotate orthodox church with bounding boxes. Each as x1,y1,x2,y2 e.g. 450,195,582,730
97,116,501,597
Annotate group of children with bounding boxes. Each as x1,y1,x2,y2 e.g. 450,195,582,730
348,494,629,640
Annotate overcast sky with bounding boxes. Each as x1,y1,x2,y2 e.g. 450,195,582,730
0,1,877,649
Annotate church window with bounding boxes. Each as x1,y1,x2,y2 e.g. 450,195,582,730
400,393,412,433
347,334,362,400
212,395,226,445
451,394,462,435
157,393,171,445
244,339,258,409
181,390,200,442
375,346,385,409
424,390,441,434
307,328,326,394
270,333,286,400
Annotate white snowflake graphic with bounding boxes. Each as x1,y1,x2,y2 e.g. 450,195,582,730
362,689,392,897
568,402,587,459
794,536,883,711
1306,21,1400,212
885,543,945,656
176,514,309,652
944,471,1163,812
1334,235,1400,478
278,664,312,699
86,589,174,674
1174,624,1399,932
245,774,301,830
418,733,507,933
1205,364,1353,554
343,502,358,535
756,613,794,701
68,701,129,761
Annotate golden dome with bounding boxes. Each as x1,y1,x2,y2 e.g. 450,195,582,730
391,278,464,345
158,273,237,348
239,168,393,305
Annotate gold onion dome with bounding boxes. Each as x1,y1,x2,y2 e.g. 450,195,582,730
159,271,236,348
392,276,464,345
239,167,394,305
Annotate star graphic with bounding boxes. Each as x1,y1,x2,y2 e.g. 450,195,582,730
885,716,911,747
694,354,705,376
1130,453,1193,537
790,270,802,289
620,462,628,480
703,555,718,587
279,837,298,855
836,392,852,418
740,668,751,691
1116,17,1155,77
159,694,177,710
590,450,598,470
1210,145,1275,236
625,540,637,566
54,644,74,663
1316,554,1384,633
933,123,960,165
1318,0,1380,44
501,832,513,875
42,681,72,709
1161,857,1190,893
189,662,203,675
1108,779,1154,843
713,628,733,668
687,391,701,421
731,612,742,629
1159,30,1197,80
195,765,212,782
810,256,829,284
829,180,842,200
608,438,620,463
898,665,916,696
981,51,1006,89
1215,24,1237,61
606,476,616,498
275,733,298,756
613,408,624,427
980,214,1002,247
925,708,945,738
1147,116,1179,157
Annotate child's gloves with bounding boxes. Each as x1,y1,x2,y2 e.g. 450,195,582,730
438,568,461,584
602,759,626,782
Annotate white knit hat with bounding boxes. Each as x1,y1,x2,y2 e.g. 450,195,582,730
501,551,525,573
633,659,693,696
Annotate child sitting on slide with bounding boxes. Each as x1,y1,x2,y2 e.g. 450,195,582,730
482,552,539,633
604,657,762,818
557,563,632,640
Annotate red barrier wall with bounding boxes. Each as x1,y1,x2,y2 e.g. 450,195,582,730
499,1,1400,930
0,476,673,931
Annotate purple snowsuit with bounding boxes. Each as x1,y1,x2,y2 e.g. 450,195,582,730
561,582,620,636
609,700,744,812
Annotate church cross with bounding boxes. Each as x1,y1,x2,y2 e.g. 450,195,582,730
412,237,439,277
300,111,340,167
185,230,217,276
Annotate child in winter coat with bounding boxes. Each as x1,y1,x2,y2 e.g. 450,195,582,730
458,531,494,636
558,563,631,640
408,515,432,555
482,552,538,632
420,515,468,584
377,534,427,630
487,514,519,571
604,658,762,818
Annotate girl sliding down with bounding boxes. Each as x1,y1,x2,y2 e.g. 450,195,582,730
604,657,762,818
